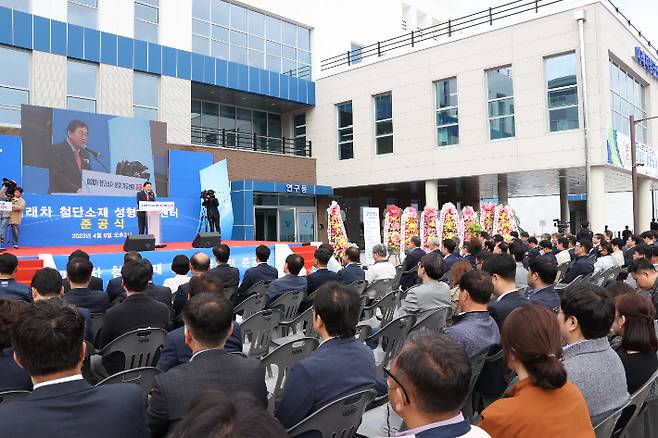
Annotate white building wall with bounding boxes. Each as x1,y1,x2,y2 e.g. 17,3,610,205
98,0,133,38
160,75,191,144
31,51,67,109
159,0,192,51
98,64,133,116
31,0,67,22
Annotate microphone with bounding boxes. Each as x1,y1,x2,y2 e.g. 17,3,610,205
85,147,102,159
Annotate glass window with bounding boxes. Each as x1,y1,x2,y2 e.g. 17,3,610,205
230,45,247,64
610,59,647,144
230,3,247,31
249,35,264,52
294,113,307,156
435,78,458,146
266,16,281,42
68,0,98,29
0,0,30,12
133,72,158,120
67,60,97,113
487,66,515,139
374,93,393,154
298,27,310,51
351,43,362,65
337,102,353,160
268,113,282,152
135,0,159,43
211,0,229,26
248,10,265,36
545,53,578,132
0,46,29,125
231,30,247,47
282,21,297,47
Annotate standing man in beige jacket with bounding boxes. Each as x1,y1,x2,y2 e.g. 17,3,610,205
0,187,26,251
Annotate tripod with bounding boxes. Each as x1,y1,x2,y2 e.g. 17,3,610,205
198,201,210,233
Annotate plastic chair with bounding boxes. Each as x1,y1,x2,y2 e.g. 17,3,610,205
410,307,451,332
287,389,377,438
261,337,319,411
462,349,490,420
361,291,398,328
233,293,269,319
240,309,282,358
95,366,161,397
90,313,104,343
614,369,658,438
594,407,624,438
268,289,305,322
223,286,238,303
363,278,394,300
98,327,166,371
391,266,404,291
365,314,416,373
0,390,30,404
240,280,272,301
273,307,316,345
555,274,583,291
346,279,368,295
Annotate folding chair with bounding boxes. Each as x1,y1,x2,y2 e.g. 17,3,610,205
365,314,416,373
261,337,319,412
0,390,30,404
96,327,166,371
410,307,451,333
95,366,161,397
287,389,376,438
361,291,398,328
268,290,305,321
233,293,269,320
240,309,282,358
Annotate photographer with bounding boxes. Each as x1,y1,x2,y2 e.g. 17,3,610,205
202,190,220,233
0,187,25,251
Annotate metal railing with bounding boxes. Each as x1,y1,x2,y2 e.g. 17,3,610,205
606,0,658,57
191,127,312,157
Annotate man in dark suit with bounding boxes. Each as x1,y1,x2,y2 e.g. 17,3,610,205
48,119,92,194
147,293,267,437
0,299,32,391
173,252,211,315
527,256,560,313
136,181,156,234
268,254,307,302
157,275,241,371
209,244,240,288
337,246,365,284
95,259,170,376
307,245,339,293
63,249,103,292
0,300,148,438
440,238,461,272
482,254,528,329
0,252,31,302
276,282,382,428
563,239,595,284
63,257,109,313
400,236,426,290
105,251,142,303
237,244,278,299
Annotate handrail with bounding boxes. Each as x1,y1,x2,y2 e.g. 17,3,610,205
191,127,312,157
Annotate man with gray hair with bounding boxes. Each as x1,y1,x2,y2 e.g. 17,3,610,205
427,237,443,256
366,244,397,285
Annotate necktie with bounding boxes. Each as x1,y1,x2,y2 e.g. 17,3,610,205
74,149,82,171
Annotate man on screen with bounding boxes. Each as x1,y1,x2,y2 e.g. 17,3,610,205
49,120,92,194
137,181,156,234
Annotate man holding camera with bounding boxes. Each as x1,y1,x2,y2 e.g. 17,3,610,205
0,183,26,251
137,181,155,234
202,190,220,233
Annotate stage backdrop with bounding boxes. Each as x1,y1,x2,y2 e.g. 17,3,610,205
51,245,273,286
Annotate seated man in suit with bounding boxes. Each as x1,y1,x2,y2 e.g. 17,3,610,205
398,252,451,317
337,246,366,285
400,236,426,290
105,251,142,303
563,239,595,284
0,299,32,391
173,252,211,316
527,256,560,313
537,240,558,266
307,245,339,293
209,244,240,289
559,282,629,424
142,259,173,307
441,238,461,272
267,254,307,302
96,259,170,376
63,249,103,291
390,333,489,438
482,254,527,329
147,293,267,437
0,252,31,302
156,274,242,371
0,300,148,438
63,257,109,313
236,245,278,301
275,282,381,429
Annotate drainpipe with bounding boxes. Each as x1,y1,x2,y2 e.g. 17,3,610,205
576,10,591,221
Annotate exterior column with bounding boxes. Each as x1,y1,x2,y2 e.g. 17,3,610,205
425,180,438,209
497,174,509,205
589,167,606,233
638,177,652,232
559,169,570,224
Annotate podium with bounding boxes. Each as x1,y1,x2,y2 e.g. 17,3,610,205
138,201,175,246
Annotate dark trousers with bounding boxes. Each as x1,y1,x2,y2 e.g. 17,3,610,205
138,213,147,234
208,215,220,233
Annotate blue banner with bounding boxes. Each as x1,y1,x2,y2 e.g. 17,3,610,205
20,194,201,246
51,245,274,287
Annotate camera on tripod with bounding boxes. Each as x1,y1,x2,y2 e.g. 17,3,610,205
2,178,17,200
201,189,216,199
553,218,570,233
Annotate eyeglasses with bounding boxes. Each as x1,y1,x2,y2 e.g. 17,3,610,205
383,366,410,404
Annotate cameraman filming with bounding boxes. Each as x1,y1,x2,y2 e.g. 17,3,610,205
0,186,25,251
202,190,220,233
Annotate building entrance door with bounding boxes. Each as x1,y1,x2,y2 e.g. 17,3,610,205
255,208,277,241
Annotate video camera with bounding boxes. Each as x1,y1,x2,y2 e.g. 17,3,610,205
2,178,17,200
115,160,150,179
553,218,570,233
201,189,216,199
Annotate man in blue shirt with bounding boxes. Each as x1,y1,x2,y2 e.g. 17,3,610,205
527,256,560,313
0,252,31,302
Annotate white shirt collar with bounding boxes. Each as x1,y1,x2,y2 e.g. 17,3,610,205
496,289,518,302
33,374,83,390
190,347,223,361
319,336,337,346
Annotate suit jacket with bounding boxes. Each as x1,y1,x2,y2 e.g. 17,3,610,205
528,285,560,313
63,287,110,313
336,263,366,284
136,190,156,217
275,337,380,429
105,276,125,303
443,253,461,272
0,278,32,302
155,322,242,371
98,294,170,375
172,282,191,316
0,347,32,392
400,248,426,290
307,268,339,293
147,349,267,437
64,276,104,292
0,378,148,438
237,263,278,296
48,140,92,194
145,283,173,308
399,280,452,316
488,291,528,329
563,256,594,284
268,274,308,301
209,263,240,288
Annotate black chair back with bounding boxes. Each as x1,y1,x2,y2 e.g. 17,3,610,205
234,293,269,319
268,289,305,321
241,309,282,358
100,327,166,370
96,366,161,397
90,313,104,343
411,307,451,332
365,314,416,373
